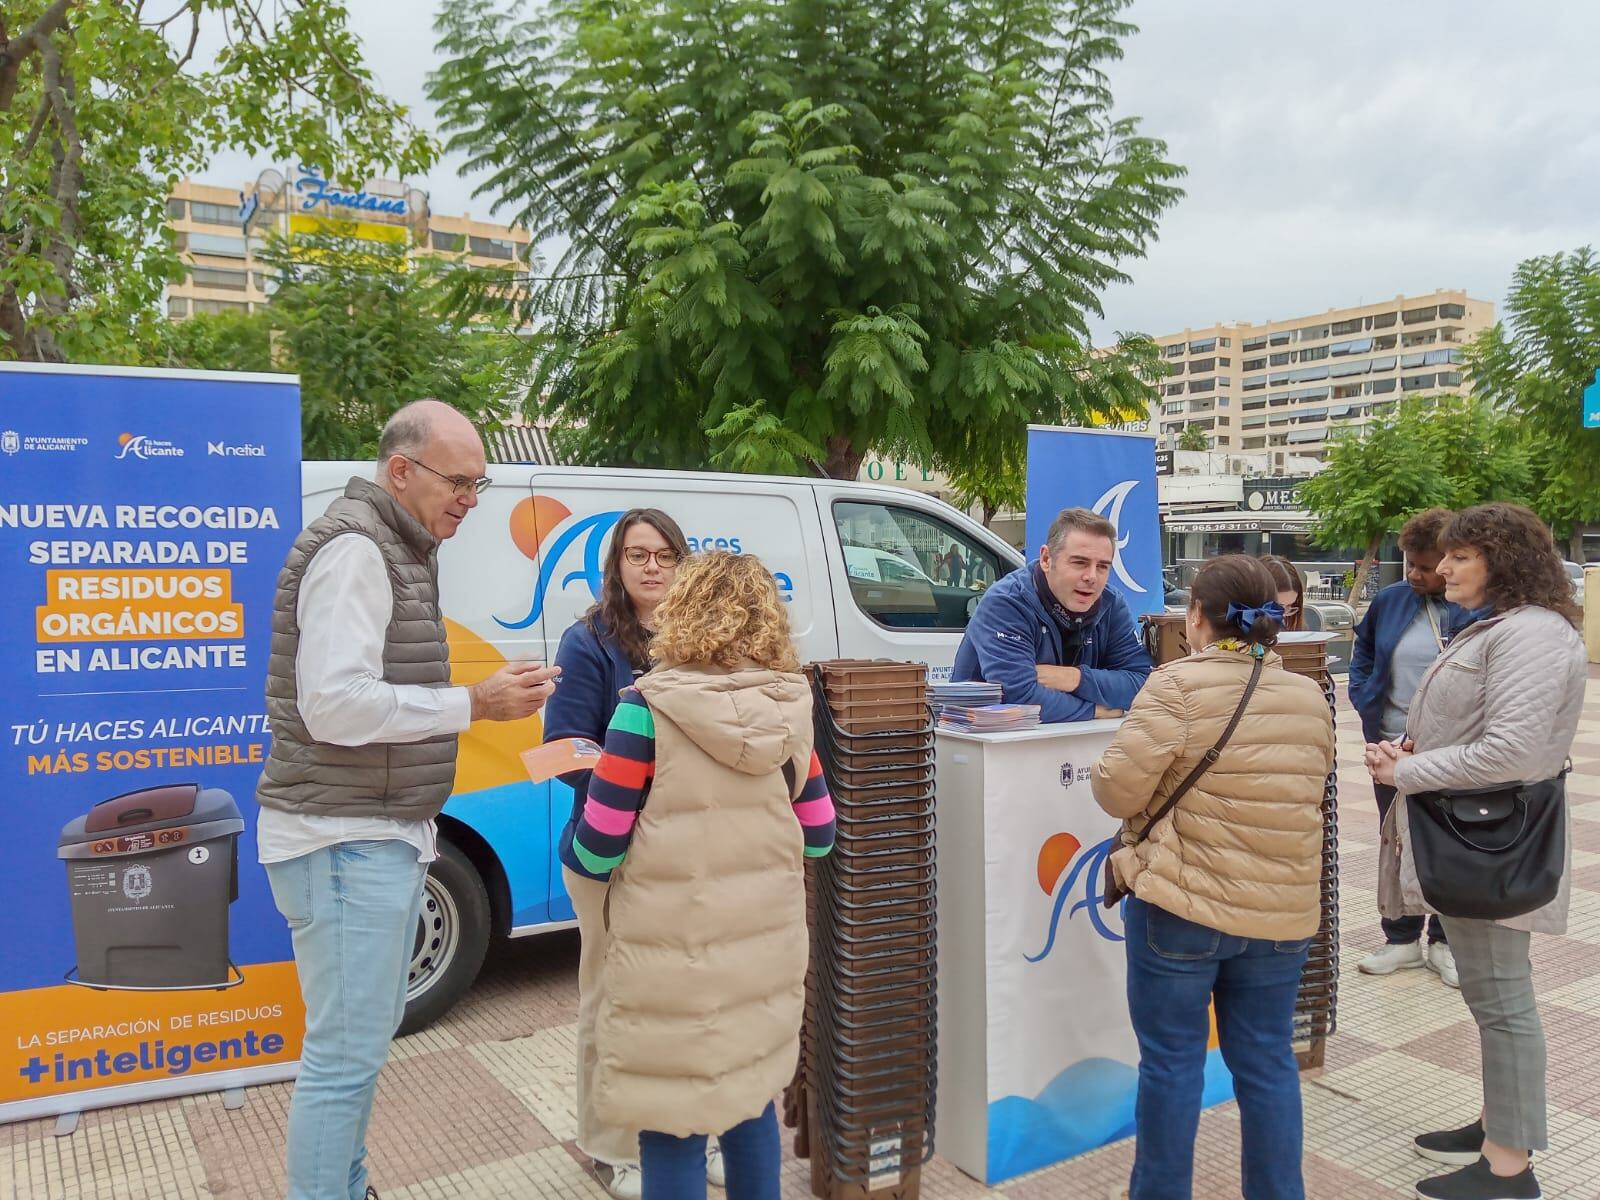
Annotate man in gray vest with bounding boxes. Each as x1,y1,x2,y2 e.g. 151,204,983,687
257,400,559,1200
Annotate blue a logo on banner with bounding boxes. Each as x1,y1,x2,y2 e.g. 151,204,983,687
1024,427,1162,616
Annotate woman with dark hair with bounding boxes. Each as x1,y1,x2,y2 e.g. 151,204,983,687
544,508,692,1200
1259,555,1305,632
1350,508,1466,986
1369,503,1585,1200
1092,555,1334,1200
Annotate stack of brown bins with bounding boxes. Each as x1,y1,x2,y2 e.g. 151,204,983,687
1271,638,1342,1070
788,659,936,1200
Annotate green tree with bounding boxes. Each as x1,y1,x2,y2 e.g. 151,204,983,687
1177,423,1210,452
948,449,1025,530
1300,407,1453,604
942,330,1161,527
0,0,434,363
430,0,1183,479
151,307,273,375
1413,394,1532,509
1468,247,1600,559
1300,397,1531,603
158,227,529,458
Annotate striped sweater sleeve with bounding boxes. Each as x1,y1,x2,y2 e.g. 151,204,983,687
795,750,836,858
570,688,654,879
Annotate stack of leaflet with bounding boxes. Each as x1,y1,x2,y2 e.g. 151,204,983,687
927,680,1001,720
936,702,1041,733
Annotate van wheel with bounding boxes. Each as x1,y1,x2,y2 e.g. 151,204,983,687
399,838,490,1035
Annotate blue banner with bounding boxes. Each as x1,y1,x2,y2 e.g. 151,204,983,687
0,364,303,1122
1024,427,1162,616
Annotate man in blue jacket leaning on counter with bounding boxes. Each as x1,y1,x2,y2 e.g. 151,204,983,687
953,507,1152,722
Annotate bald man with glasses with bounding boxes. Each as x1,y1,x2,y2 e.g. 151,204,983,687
258,400,560,1200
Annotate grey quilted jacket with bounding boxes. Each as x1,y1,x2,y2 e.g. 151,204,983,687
1378,604,1586,934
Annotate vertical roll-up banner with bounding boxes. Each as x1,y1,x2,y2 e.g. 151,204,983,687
0,364,304,1123
1024,426,1162,616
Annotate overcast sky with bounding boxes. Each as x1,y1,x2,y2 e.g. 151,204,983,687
205,0,1600,340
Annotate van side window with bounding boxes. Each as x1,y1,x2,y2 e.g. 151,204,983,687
832,501,1007,630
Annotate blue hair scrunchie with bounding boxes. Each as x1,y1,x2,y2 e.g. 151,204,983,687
1226,600,1285,633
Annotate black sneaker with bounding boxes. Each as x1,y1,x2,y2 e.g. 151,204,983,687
1415,1119,1486,1166
1415,1157,1540,1200
364,1189,380,1200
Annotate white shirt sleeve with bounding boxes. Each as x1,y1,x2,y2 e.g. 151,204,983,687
294,533,472,747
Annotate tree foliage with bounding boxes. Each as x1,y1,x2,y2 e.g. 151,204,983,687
1177,423,1209,452
1300,397,1529,602
0,0,435,363
430,0,1183,478
1467,247,1600,555
156,228,529,459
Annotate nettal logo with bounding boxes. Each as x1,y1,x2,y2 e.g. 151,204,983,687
116,432,184,460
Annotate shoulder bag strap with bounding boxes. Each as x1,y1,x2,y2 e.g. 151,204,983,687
1131,655,1266,847
1421,597,1444,653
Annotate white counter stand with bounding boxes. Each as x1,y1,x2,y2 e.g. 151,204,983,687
933,721,1235,1185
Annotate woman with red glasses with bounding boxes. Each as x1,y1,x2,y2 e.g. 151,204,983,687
544,508,694,1200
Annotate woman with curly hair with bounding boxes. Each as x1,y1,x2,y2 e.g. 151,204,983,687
570,550,835,1200
1368,503,1586,1200
547,508,690,1199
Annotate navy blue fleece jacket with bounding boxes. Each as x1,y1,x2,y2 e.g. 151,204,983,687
951,565,1153,722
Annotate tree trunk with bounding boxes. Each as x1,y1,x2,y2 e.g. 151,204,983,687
1569,523,1588,564
822,435,865,481
981,500,997,528
1347,535,1382,606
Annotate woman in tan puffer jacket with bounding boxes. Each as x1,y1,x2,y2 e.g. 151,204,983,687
1091,554,1334,1200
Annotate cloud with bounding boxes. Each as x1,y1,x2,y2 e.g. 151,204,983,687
1093,0,1600,336
199,0,1600,338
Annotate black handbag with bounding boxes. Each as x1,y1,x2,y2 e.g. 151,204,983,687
1102,656,1265,909
1405,772,1567,921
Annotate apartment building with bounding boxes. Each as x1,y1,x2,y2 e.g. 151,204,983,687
163,174,532,320
1149,289,1494,464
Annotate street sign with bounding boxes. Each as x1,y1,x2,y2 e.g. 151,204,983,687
1585,368,1600,429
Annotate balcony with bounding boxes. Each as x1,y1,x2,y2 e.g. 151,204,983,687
1402,305,1439,325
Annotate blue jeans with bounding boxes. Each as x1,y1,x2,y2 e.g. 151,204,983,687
265,840,428,1200
639,1102,780,1200
1124,897,1310,1200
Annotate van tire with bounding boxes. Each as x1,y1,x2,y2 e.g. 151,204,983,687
399,838,490,1036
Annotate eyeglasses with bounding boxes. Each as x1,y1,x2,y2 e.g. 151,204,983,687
623,547,682,569
406,456,492,497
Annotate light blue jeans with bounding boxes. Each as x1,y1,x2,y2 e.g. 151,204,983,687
266,840,428,1200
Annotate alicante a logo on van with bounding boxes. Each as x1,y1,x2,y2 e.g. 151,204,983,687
496,496,792,631
1022,425,1163,616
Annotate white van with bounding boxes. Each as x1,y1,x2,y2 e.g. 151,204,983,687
301,462,1024,1028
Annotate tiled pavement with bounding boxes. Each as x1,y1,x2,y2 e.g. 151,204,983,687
9,672,1600,1200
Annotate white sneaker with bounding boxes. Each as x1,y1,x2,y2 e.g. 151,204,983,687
595,1162,642,1200
1427,942,1460,989
707,1137,725,1188
1358,941,1427,975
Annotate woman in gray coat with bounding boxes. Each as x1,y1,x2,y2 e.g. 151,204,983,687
1368,503,1586,1200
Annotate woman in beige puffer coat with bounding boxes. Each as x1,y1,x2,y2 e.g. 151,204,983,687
1092,554,1333,1200
569,551,836,1200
